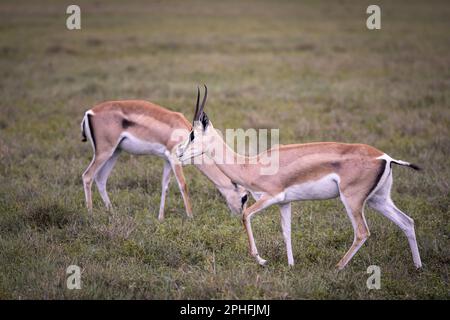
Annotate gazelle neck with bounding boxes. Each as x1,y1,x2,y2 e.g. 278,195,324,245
193,163,235,190
207,127,254,188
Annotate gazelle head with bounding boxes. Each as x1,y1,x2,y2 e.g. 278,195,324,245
176,85,248,215
222,184,248,215
177,85,216,163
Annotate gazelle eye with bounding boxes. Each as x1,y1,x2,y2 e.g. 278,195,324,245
189,131,195,142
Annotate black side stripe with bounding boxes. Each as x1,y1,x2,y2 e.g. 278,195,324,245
87,114,96,151
117,136,126,150
122,118,134,129
367,159,386,198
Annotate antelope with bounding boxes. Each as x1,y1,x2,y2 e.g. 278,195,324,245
176,86,423,269
80,97,248,219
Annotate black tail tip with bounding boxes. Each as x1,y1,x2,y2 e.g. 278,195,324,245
409,163,422,171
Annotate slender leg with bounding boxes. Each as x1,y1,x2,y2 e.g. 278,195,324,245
82,153,110,213
243,194,278,265
170,161,193,218
337,194,370,270
368,198,422,268
158,160,173,221
279,203,294,266
95,150,120,210
82,158,95,212
367,173,422,268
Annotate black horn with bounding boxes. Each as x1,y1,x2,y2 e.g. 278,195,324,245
193,86,201,124
199,84,208,116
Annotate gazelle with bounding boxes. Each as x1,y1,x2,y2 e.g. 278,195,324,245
176,86,422,269
80,96,248,219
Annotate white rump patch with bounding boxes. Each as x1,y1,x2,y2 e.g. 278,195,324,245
82,109,96,153
376,153,392,162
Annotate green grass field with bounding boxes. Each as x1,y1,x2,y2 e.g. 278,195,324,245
0,0,449,299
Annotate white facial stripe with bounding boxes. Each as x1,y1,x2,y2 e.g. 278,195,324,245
177,126,206,161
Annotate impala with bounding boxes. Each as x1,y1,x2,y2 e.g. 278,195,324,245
80,95,248,219
176,86,422,269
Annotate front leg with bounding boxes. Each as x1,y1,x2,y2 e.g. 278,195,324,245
170,161,193,218
242,194,279,266
158,160,173,221
279,202,294,266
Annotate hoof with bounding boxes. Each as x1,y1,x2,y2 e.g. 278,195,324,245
336,263,345,271
256,255,268,266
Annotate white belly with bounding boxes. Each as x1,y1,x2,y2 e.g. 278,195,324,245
119,133,168,157
284,173,340,202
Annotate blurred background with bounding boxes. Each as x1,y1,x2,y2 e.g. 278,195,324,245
0,0,448,299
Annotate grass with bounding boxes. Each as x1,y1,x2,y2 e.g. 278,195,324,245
0,0,449,299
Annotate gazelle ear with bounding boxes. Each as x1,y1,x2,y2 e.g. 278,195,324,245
200,112,209,130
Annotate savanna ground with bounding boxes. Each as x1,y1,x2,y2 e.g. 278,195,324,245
0,0,449,299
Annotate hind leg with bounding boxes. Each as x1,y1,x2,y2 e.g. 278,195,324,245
368,174,422,268
337,193,370,270
82,152,111,212
95,150,120,210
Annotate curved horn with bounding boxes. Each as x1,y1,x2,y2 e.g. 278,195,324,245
193,86,200,124
199,84,208,116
